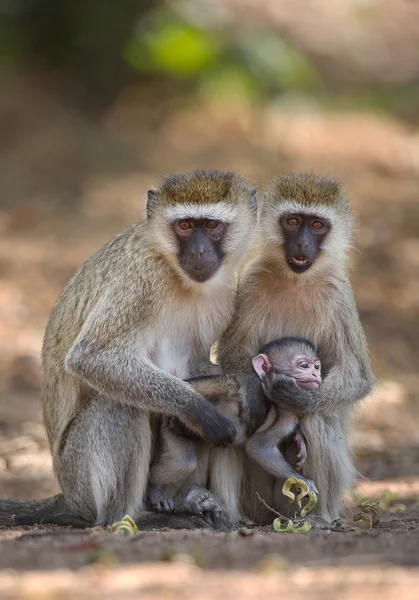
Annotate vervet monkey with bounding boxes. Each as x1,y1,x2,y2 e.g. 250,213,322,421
147,337,320,517
0,170,256,529
214,174,374,524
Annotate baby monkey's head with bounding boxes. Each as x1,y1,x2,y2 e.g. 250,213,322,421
252,337,321,395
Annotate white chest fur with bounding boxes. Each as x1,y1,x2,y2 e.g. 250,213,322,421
150,278,235,378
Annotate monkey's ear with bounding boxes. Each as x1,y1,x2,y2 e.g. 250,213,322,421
146,188,159,221
252,354,271,379
249,186,257,217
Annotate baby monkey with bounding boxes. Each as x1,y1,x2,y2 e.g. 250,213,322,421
148,337,321,520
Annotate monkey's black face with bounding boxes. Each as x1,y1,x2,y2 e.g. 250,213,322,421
280,214,330,273
173,219,228,282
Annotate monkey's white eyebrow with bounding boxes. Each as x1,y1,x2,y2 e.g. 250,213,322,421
166,203,237,222
273,201,335,221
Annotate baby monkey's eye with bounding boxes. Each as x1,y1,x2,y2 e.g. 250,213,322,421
179,220,193,231
205,220,219,230
300,362,309,369
314,364,320,370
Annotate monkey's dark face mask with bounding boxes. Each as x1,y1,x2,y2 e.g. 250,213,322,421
173,218,228,282
280,214,330,273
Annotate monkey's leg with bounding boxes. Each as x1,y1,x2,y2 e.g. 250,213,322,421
0,396,149,528
60,396,224,530
209,446,248,525
0,395,148,528
297,412,356,523
58,394,152,526
148,421,199,514
150,422,199,487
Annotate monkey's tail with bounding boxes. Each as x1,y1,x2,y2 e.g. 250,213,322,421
134,511,232,531
0,494,92,528
0,498,230,530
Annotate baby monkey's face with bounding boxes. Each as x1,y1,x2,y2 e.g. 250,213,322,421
287,353,321,390
252,340,322,396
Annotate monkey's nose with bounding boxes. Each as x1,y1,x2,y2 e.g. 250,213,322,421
192,247,206,260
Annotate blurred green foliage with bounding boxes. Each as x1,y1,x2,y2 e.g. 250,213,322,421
125,17,220,76
0,0,417,117
123,9,322,100
0,0,322,103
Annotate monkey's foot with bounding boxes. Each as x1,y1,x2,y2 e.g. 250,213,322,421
147,485,175,513
305,513,330,529
179,487,232,530
181,487,216,514
292,431,307,471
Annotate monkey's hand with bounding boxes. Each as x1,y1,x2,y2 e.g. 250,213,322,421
292,430,307,472
269,375,311,414
147,485,175,513
185,398,237,446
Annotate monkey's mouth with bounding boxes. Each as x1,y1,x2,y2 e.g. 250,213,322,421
299,380,320,390
290,256,310,266
186,265,216,283
288,256,312,272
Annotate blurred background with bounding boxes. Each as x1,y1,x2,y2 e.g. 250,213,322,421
1,0,419,503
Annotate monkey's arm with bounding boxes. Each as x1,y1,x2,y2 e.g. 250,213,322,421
307,353,373,413
245,407,317,492
165,375,240,439
167,373,269,441
309,287,374,411
266,294,374,415
64,295,236,446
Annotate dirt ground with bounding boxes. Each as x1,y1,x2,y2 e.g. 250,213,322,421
1,70,419,598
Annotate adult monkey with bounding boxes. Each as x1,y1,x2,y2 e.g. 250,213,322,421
214,173,374,524
0,170,256,529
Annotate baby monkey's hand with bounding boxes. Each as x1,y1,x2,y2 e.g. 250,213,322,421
292,429,307,472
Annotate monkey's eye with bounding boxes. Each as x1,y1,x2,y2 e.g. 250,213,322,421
205,220,220,230
311,220,325,231
286,217,300,227
178,220,193,231
299,362,309,369
314,364,320,370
